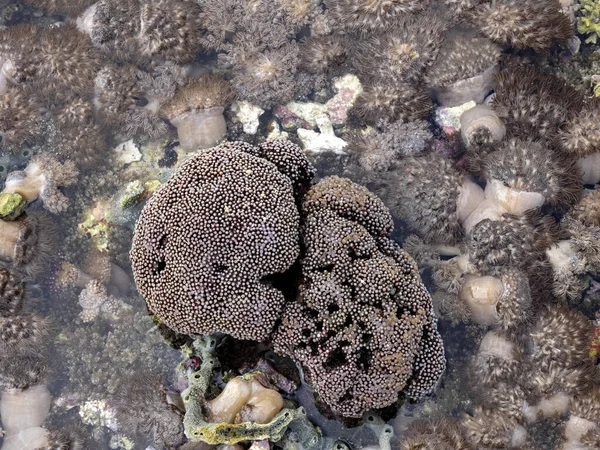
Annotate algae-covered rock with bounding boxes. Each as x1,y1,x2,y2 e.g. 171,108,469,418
182,337,304,445
119,180,145,209
0,192,26,220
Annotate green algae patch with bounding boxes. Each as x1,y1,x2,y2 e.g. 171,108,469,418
577,0,600,44
0,192,26,221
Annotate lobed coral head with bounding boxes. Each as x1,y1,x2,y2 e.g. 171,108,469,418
274,177,444,418
130,141,314,341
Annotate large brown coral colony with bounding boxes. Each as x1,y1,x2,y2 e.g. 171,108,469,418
131,147,445,419
130,141,314,341
273,177,445,418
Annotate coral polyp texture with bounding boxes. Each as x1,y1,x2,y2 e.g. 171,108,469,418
325,0,424,31
467,0,573,51
492,66,582,140
273,176,445,419
130,141,314,341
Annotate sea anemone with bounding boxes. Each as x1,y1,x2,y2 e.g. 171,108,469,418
298,35,349,75
0,267,26,317
0,25,41,92
462,406,523,449
481,138,582,211
492,66,582,140
39,89,108,168
458,268,531,331
325,0,424,32
353,82,432,126
78,0,141,60
0,383,51,435
0,85,45,153
36,24,101,93
559,99,600,159
160,74,235,151
529,305,594,371
0,211,57,278
426,31,501,106
0,314,51,357
466,210,559,274
113,372,185,448
347,119,433,173
398,417,470,450
219,41,305,110
93,64,142,128
467,0,573,51
382,151,484,244
22,0,95,15
565,188,600,228
473,331,521,386
3,154,78,214
352,14,447,84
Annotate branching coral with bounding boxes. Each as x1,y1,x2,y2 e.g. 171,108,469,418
274,176,445,418
468,0,573,51
3,154,78,214
130,141,314,341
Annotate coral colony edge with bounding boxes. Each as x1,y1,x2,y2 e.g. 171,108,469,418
1,0,600,449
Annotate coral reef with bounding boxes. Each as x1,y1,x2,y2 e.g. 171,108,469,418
273,176,445,418
130,141,314,340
